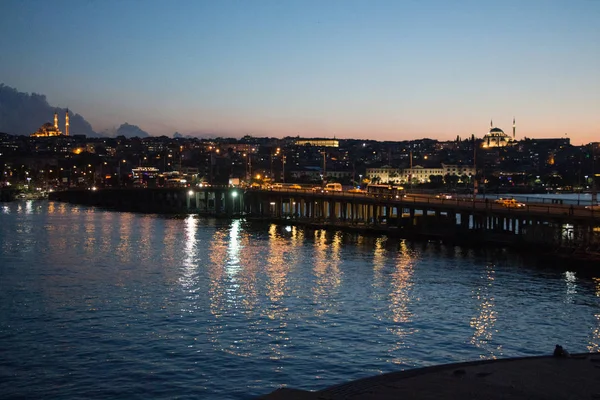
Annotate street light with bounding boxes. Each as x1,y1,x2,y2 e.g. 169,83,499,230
231,191,238,214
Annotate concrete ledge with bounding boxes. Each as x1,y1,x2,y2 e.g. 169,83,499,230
261,353,600,399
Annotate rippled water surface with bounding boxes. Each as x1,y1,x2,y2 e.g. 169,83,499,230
1,201,599,399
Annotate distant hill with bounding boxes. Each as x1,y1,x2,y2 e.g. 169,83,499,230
0,84,98,136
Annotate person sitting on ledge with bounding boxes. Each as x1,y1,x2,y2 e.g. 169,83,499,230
553,344,570,357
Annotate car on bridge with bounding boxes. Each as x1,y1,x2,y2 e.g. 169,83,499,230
585,204,600,210
497,198,526,208
348,188,367,194
435,193,453,199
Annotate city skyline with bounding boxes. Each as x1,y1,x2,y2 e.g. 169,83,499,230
1,0,598,144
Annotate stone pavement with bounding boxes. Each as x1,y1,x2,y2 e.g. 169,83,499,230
261,352,600,399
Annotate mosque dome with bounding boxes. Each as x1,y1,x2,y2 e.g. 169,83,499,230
481,120,515,148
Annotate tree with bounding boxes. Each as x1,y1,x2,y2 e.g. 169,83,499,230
429,175,444,187
444,174,459,187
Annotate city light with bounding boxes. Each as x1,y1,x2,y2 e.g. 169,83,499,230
231,191,238,198
188,190,194,196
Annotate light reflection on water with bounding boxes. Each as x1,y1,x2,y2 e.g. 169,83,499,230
312,230,343,317
588,278,600,352
470,264,502,359
1,201,600,399
388,241,415,365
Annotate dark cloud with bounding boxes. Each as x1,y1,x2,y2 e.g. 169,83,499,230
115,122,150,138
0,83,99,136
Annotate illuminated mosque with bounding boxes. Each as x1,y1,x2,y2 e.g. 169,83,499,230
481,118,516,148
31,109,70,137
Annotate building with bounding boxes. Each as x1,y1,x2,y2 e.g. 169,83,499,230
295,139,339,148
31,110,70,137
401,166,444,183
367,163,477,184
366,166,401,184
481,119,515,148
440,163,476,177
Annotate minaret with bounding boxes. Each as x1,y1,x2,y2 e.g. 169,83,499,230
65,109,70,136
512,117,516,139
490,119,493,128
54,111,59,130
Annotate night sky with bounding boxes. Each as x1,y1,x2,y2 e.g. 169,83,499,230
1,0,598,143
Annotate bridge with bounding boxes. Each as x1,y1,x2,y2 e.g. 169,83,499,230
49,187,600,259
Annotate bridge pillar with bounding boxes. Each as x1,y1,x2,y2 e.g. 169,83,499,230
329,201,336,222
461,212,469,230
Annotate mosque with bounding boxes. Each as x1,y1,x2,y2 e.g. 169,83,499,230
31,110,70,137
481,118,516,148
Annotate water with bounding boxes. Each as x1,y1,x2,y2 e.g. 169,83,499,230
1,201,599,399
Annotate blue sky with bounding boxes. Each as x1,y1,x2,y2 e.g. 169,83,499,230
1,0,598,143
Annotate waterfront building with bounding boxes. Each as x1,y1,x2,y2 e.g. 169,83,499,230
401,165,443,183
365,163,476,184
366,166,401,184
440,163,476,177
